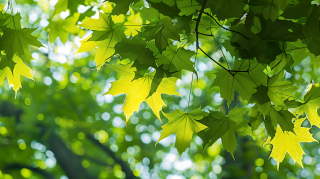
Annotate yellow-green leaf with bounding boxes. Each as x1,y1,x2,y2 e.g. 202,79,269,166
77,12,124,70
103,63,180,123
297,83,320,127
0,55,33,95
264,118,317,170
157,108,208,154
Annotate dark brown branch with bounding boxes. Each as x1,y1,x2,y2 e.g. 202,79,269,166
194,0,208,47
194,1,249,75
198,47,233,75
198,32,213,36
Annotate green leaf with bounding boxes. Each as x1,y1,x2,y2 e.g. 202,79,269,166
77,12,125,70
251,16,262,34
310,54,320,70
157,108,208,154
262,3,279,22
149,64,176,96
250,85,270,104
47,13,80,43
139,7,163,22
307,32,320,56
270,106,295,133
221,107,251,159
156,44,196,73
259,20,303,41
281,0,313,19
114,36,156,67
197,111,229,147
303,5,320,40
265,114,277,139
108,0,139,15
221,128,237,160
199,107,251,149
245,10,254,32
0,26,42,65
147,0,175,6
250,72,295,107
267,72,295,106
297,84,320,128
176,0,201,16
212,60,267,106
287,40,309,66
148,1,180,19
0,53,15,71
207,0,246,20
142,16,180,52
249,114,264,131
251,0,288,22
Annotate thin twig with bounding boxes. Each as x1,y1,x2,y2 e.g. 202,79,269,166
203,12,249,40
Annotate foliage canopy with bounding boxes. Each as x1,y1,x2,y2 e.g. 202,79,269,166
1,0,320,173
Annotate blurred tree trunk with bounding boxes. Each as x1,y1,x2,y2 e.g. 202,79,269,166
48,134,97,179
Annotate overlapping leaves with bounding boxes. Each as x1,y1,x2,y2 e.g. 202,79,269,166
0,12,41,94
2,0,320,170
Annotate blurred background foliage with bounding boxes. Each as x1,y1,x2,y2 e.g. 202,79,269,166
1,0,320,179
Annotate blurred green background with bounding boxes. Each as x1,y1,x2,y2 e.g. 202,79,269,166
1,0,320,179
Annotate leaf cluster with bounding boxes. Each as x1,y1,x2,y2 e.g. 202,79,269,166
1,0,320,170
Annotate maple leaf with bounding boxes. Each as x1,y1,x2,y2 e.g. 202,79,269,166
307,32,320,56
262,0,287,22
176,0,201,16
123,8,143,37
103,63,180,123
156,44,196,74
297,83,320,128
147,1,180,19
212,59,267,106
114,36,156,67
0,55,33,95
0,14,42,65
264,118,317,170
207,0,246,20
47,13,80,43
77,12,124,70
250,72,296,106
142,16,180,52
267,73,296,106
269,107,295,133
108,0,139,15
156,108,208,154
282,0,319,40
198,107,251,159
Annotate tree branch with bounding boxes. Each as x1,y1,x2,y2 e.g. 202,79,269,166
203,12,249,40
